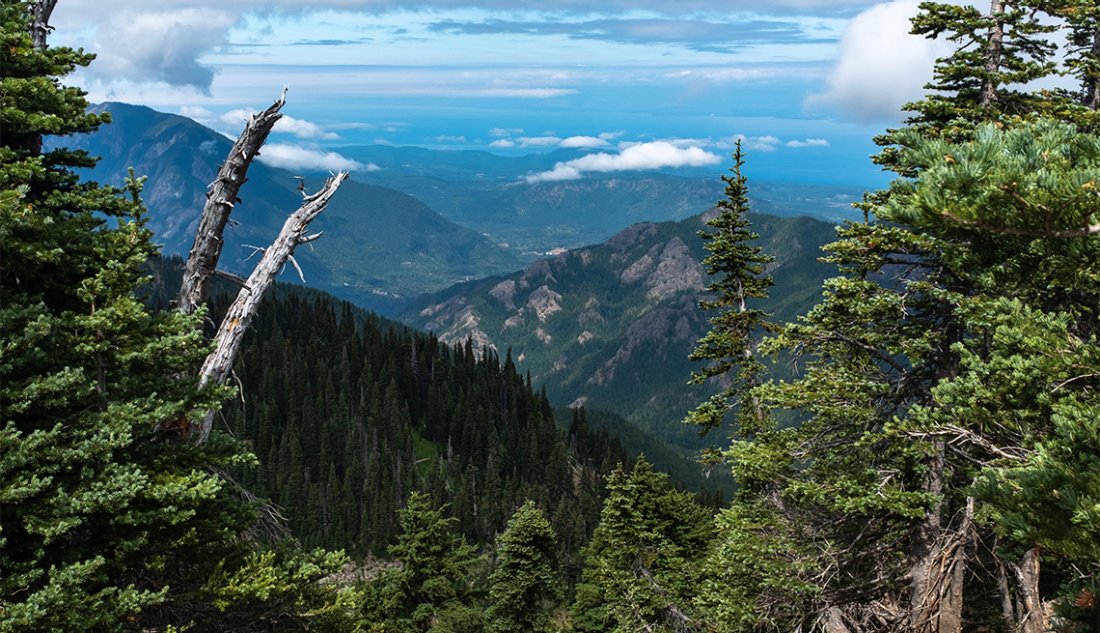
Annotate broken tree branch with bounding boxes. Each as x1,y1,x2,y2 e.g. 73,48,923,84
193,172,347,442
178,89,287,315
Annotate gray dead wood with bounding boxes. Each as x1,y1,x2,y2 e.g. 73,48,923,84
28,0,58,50
193,171,348,442
178,91,287,315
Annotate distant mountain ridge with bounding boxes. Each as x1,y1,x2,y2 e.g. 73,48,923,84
59,103,524,313
400,210,836,450
345,144,865,255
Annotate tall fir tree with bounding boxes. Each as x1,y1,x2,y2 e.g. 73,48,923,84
0,4,353,630
684,141,774,439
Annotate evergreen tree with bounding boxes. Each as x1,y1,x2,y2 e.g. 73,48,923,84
684,141,774,438
688,1,1100,629
572,458,713,633
362,492,481,632
486,501,561,633
0,5,353,629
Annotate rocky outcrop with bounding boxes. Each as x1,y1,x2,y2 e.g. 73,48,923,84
645,237,704,302
527,285,563,322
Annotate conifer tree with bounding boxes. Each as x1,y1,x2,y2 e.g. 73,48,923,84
0,5,353,629
572,458,713,633
689,0,1100,629
684,141,774,437
486,501,561,633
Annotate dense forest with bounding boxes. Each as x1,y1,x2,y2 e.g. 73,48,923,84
2,0,1099,632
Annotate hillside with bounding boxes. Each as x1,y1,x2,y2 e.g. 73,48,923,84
400,211,836,450
61,103,523,313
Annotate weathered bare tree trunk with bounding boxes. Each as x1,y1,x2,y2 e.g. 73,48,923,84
908,441,945,631
28,0,58,50
981,0,1006,107
193,172,347,442
178,91,287,315
998,547,1051,633
1086,29,1100,110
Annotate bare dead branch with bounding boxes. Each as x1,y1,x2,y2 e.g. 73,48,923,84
214,269,249,288
193,172,347,442
179,89,288,315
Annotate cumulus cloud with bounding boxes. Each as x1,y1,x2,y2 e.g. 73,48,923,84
786,138,830,147
276,116,341,140
808,0,952,121
517,136,564,147
560,136,610,149
87,9,236,89
718,134,782,152
256,144,377,172
219,109,339,140
526,141,721,183
489,139,516,148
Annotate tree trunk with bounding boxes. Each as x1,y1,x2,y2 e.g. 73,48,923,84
908,441,945,631
178,91,287,315
981,0,1006,107
1009,547,1049,633
1086,28,1100,110
28,0,58,50
193,172,347,442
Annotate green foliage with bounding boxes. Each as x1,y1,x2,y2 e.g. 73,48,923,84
572,458,714,632
685,1,1100,627
486,501,561,633
0,6,359,630
694,502,818,632
685,142,775,436
360,492,481,632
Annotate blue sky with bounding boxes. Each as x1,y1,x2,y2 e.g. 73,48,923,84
52,0,961,188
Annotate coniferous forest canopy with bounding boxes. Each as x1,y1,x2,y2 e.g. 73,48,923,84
2,0,1099,632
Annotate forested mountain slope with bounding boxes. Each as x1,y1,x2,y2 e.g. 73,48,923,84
401,210,835,450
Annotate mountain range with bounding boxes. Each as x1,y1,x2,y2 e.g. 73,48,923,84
64,103,844,450
401,210,836,450
60,103,524,313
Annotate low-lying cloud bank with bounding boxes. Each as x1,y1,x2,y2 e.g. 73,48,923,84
257,144,378,173
525,141,721,183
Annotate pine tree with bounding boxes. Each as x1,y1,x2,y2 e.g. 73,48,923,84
684,141,774,439
688,0,1100,629
362,492,481,631
486,501,561,633
0,6,355,629
572,458,713,633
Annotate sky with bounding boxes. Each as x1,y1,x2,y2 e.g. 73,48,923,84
51,0,963,188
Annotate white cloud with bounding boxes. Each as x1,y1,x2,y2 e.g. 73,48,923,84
180,105,214,121
526,141,721,183
719,134,782,152
518,136,563,147
87,9,236,89
786,138,830,147
276,116,341,140
490,127,524,137
219,109,340,140
434,135,468,143
560,135,610,149
489,139,516,148
256,143,377,172
807,0,953,121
